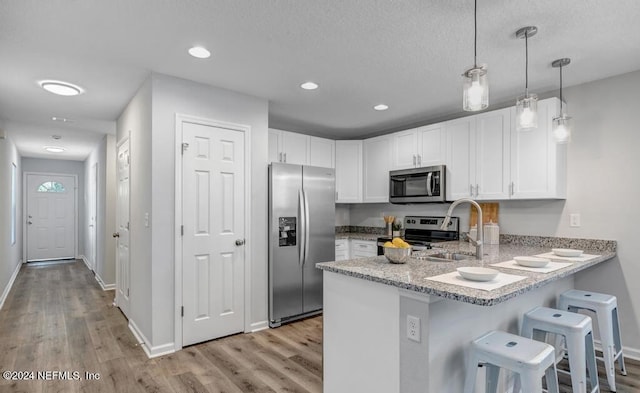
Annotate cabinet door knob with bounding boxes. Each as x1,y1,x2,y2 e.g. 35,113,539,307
113,232,120,238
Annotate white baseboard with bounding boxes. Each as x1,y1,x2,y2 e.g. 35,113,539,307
249,320,269,333
594,339,640,361
0,261,22,310
94,273,115,291
128,319,175,359
80,255,93,271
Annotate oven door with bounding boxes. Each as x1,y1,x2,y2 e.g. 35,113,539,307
389,165,445,203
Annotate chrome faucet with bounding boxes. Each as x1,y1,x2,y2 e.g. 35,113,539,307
440,198,483,260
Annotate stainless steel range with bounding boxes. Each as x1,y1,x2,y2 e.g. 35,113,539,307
376,215,459,255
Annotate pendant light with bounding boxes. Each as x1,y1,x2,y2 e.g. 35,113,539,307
515,26,538,130
462,0,488,111
552,58,572,144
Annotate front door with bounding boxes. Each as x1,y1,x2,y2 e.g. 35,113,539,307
115,138,131,317
26,173,76,261
181,120,246,346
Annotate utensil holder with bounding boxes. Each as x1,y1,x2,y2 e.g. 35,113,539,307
386,223,393,237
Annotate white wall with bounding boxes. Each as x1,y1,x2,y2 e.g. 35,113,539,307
84,134,117,287
343,70,640,353
0,132,22,306
117,73,269,352
22,157,86,256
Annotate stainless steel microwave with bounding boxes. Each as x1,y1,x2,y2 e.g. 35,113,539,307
389,165,446,203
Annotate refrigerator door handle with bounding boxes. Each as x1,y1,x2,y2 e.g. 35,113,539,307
298,189,305,266
303,189,310,265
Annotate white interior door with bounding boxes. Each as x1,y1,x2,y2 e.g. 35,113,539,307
181,120,245,347
115,138,131,317
26,174,76,261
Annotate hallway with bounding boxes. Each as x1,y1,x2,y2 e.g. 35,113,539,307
0,261,323,393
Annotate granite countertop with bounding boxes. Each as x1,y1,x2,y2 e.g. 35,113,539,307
317,238,616,306
335,233,381,241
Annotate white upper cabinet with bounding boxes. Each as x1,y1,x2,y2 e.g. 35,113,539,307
445,117,475,200
363,134,393,203
445,108,510,201
269,129,335,168
309,136,335,168
418,124,447,167
392,129,419,169
392,124,446,169
510,97,566,199
335,140,363,203
474,108,511,200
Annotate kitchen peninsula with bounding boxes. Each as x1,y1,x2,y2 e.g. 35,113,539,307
316,236,616,393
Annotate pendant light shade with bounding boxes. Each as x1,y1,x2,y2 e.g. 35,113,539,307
515,26,538,131
462,0,488,112
552,58,572,144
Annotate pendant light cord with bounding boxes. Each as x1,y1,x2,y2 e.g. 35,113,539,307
524,31,529,96
559,64,564,113
473,0,477,67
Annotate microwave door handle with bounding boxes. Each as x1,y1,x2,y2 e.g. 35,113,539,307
426,172,433,196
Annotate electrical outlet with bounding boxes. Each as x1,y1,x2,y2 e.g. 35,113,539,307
570,213,581,228
407,315,421,342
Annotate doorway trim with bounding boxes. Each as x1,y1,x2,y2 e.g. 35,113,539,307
173,113,252,351
22,172,79,262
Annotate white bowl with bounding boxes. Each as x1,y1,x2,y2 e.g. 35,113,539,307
552,248,583,257
457,267,499,282
514,256,550,268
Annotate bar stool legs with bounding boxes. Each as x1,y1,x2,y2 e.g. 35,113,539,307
559,289,627,392
521,306,599,393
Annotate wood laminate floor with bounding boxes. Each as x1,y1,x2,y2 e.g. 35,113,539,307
0,260,638,392
0,260,322,393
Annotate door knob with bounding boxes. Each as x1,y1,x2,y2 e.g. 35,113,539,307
235,239,245,246
112,232,120,238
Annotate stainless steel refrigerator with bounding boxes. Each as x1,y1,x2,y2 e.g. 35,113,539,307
268,163,335,327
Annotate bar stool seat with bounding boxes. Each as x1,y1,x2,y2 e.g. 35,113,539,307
521,306,599,393
559,289,627,392
463,330,559,393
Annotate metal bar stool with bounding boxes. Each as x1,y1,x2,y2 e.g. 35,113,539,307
520,306,599,393
463,330,559,393
559,289,627,392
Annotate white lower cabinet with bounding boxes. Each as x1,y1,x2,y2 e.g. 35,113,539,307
335,239,350,261
350,240,377,258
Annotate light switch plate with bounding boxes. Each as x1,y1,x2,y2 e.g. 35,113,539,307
570,213,581,227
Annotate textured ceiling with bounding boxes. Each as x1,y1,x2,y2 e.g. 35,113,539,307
1,0,640,159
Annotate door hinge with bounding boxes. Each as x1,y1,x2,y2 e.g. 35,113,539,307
127,288,130,297
181,306,184,317
182,143,189,154
181,225,184,236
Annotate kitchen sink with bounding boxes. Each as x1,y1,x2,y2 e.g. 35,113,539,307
425,252,476,262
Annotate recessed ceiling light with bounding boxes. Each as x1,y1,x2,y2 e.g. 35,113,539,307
373,104,389,111
300,82,319,90
44,146,66,153
39,80,83,96
188,46,211,59
52,117,73,123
